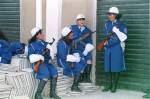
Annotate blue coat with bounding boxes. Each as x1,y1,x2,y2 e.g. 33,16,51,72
103,20,128,72
57,39,86,77
28,40,58,79
0,40,12,64
71,25,93,61
10,41,25,56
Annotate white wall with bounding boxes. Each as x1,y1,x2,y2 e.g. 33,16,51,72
20,0,36,43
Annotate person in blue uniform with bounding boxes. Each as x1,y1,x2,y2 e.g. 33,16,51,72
57,27,84,92
57,27,94,92
101,7,128,93
10,41,25,56
28,27,60,99
71,14,93,82
0,31,12,64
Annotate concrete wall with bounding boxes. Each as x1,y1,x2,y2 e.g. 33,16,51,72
20,0,36,43
20,0,46,44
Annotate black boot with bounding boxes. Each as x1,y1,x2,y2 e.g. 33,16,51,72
111,72,120,93
82,64,92,83
86,64,92,82
35,80,47,99
102,72,112,92
71,74,82,92
50,78,61,99
79,73,84,82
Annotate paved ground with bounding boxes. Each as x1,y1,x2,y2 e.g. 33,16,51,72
44,88,145,99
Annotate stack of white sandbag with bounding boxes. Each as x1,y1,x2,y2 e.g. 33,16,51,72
5,69,37,99
11,55,31,71
0,84,13,99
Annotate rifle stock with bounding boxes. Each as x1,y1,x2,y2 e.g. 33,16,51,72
33,60,42,73
97,37,108,51
97,33,113,51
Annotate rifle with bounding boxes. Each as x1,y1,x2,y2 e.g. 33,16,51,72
49,38,55,45
33,60,42,73
97,33,114,51
72,31,96,48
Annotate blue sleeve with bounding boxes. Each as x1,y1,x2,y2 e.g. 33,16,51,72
104,23,127,47
57,42,67,60
86,27,93,44
28,44,35,57
71,25,79,40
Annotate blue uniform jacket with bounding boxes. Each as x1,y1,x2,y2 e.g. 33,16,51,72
28,40,57,79
71,25,93,61
103,20,128,72
57,39,86,77
0,40,12,64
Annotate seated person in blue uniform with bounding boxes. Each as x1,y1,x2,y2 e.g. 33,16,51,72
10,41,25,56
0,31,12,64
28,27,60,99
57,27,94,92
71,14,94,83
100,7,128,93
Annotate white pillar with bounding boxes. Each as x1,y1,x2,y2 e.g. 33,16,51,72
46,0,62,54
36,0,42,28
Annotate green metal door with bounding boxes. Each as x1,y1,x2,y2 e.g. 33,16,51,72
96,0,150,91
0,0,20,41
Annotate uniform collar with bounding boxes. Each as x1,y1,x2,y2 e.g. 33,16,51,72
78,26,85,32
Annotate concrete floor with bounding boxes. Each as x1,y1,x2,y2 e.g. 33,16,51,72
44,88,145,99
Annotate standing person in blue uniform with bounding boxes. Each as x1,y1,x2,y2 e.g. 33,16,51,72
0,31,12,64
57,27,94,92
28,27,61,99
71,14,93,83
101,7,128,93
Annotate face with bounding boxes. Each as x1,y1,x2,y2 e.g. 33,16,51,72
76,18,85,27
107,13,116,21
36,31,45,40
67,32,73,40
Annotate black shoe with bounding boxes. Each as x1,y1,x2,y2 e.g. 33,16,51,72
71,74,82,92
35,80,47,99
50,78,61,99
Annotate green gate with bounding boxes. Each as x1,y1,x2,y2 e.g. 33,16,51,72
0,0,20,41
96,0,150,91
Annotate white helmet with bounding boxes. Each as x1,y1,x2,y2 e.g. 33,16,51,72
76,14,85,20
62,27,71,37
108,7,119,14
31,27,41,37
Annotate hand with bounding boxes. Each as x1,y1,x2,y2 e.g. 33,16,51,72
104,40,108,45
112,26,119,33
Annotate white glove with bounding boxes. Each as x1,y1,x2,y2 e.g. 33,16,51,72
83,43,95,56
120,42,125,52
0,57,2,62
66,55,81,63
112,27,127,42
73,53,80,58
46,44,55,60
29,54,44,63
